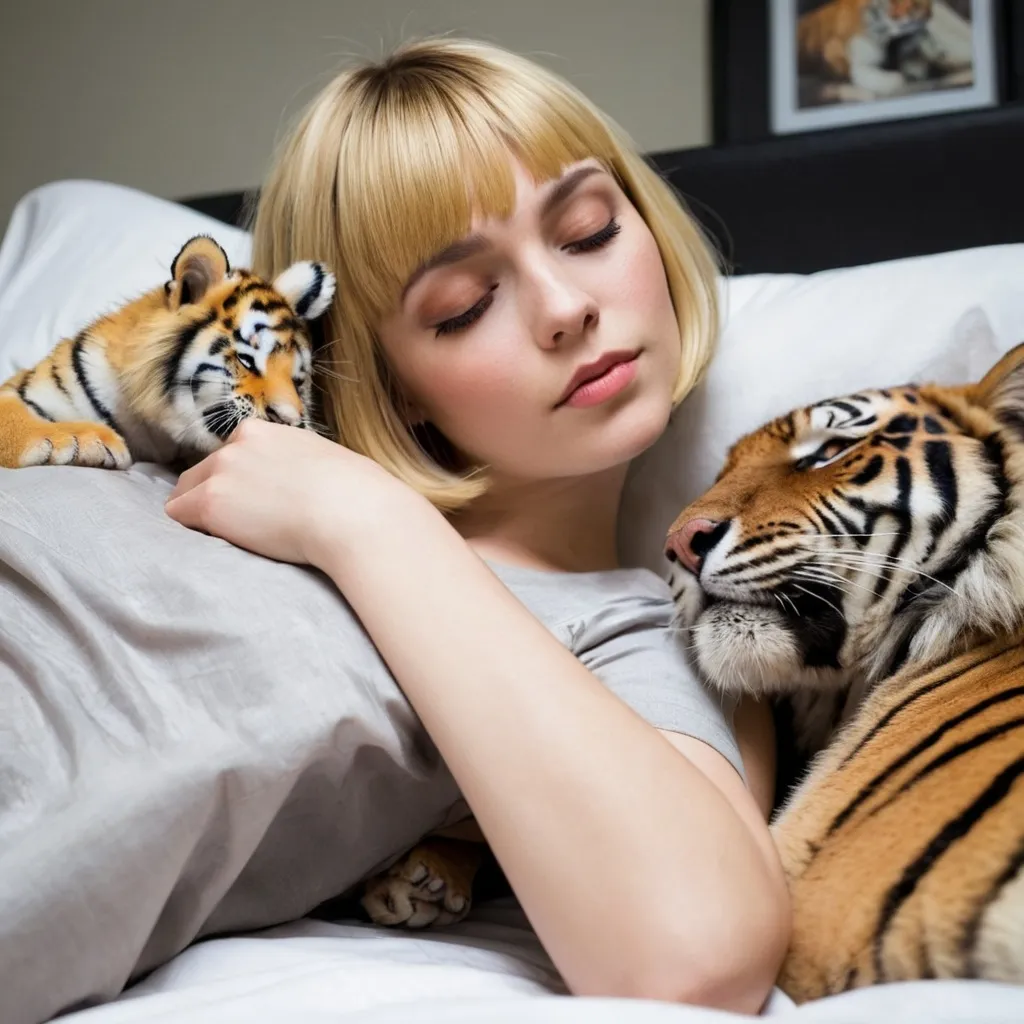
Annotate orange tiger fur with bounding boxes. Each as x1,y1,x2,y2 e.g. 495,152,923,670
0,236,335,469
665,343,1024,1001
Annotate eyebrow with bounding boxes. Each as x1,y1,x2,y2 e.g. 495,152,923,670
401,164,606,299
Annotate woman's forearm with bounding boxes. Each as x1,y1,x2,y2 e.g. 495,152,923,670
318,497,789,1010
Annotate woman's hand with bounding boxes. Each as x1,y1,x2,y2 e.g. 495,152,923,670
164,418,412,566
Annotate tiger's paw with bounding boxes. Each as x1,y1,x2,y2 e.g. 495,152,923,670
19,423,132,469
361,839,478,929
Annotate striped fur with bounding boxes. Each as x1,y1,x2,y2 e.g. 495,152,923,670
0,236,335,469
666,343,1024,1000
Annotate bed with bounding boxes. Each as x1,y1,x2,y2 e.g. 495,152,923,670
2,104,1024,1023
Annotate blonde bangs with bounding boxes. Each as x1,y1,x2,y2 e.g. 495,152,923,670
335,49,624,328
250,36,720,514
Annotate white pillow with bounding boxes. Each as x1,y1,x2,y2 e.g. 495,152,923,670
3,179,1024,576
0,179,252,382
619,243,1024,573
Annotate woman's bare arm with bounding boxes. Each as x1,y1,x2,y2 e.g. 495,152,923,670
317,496,790,1013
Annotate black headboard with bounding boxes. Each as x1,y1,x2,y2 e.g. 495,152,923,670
180,104,1024,277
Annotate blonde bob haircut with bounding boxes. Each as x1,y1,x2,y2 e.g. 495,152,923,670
251,36,720,513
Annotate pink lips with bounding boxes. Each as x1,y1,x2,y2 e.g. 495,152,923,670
557,352,640,409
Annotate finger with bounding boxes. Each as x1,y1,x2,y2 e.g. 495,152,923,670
227,416,271,444
164,479,213,532
166,451,220,503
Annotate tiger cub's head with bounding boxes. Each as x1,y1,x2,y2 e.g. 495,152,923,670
666,343,1024,713
869,0,933,37
132,235,335,454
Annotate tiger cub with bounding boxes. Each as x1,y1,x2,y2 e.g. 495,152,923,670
0,235,335,470
666,343,1024,1000
797,0,948,96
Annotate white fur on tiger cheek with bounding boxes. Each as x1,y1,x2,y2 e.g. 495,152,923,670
666,560,704,628
691,603,803,699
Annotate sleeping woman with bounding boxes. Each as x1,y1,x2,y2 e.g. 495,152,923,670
165,36,791,1013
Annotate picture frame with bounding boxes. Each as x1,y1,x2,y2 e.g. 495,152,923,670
712,0,1019,144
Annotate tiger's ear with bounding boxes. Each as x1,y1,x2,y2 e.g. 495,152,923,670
272,261,337,321
971,342,1024,432
167,236,230,310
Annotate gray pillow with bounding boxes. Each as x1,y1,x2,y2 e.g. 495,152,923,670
0,463,462,1024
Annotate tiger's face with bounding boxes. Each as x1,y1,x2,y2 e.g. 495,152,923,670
138,236,335,455
666,346,1024,734
870,0,933,37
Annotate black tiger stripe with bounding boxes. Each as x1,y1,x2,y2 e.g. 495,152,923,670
162,311,217,395
248,298,292,315
927,397,974,436
960,832,1024,975
17,378,54,421
730,531,780,555
864,714,1024,827
813,506,843,536
873,433,913,451
714,545,803,577
922,434,1009,593
50,360,73,403
188,362,232,399
850,455,884,486
234,280,271,300
71,332,121,433
923,416,944,435
819,495,861,536
829,400,863,420
872,753,1024,981
720,565,798,587
871,456,912,600
838,646,1013,769
885,415,918,434
294,263,325,318
827,687,1024,837
920,439,957,563
997,409,1024,444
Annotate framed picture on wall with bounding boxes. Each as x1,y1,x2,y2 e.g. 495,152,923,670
712,0,1018,143
771,0,998,134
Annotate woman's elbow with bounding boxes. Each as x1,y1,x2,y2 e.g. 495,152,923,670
614,881,792,1013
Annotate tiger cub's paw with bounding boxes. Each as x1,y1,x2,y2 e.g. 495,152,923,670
19,423,132,469
361,838,478,929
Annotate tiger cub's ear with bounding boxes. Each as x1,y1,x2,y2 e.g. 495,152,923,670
272,261,337,321
972,341,1024,435
166,236,231,310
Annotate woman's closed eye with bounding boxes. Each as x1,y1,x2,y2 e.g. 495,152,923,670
562,216,621,254
432,218,622,337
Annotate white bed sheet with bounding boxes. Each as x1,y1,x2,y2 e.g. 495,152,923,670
58,899,1024,1024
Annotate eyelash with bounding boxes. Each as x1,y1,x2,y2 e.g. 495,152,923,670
433,218,622,337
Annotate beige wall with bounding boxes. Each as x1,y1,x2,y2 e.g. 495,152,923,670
0,0,710,230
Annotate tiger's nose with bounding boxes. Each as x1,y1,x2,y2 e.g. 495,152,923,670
265,403,302,426
665,519,727,575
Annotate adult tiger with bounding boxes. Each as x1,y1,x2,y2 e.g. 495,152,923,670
0,235,335,469
666,343,1024,1001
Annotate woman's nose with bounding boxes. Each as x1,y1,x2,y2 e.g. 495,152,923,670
532,264,599,347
